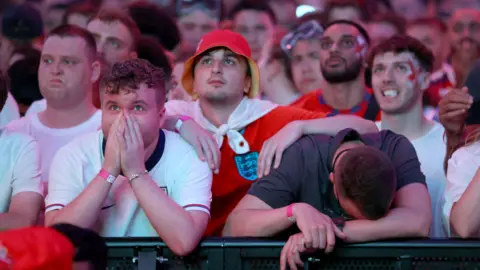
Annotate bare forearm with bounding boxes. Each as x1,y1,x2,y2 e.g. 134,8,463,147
450,170,480,238
46,176,111,229
343,208,431,242
300,116,377,136
0,213,37,230
224,207,293,237
131,175,205,256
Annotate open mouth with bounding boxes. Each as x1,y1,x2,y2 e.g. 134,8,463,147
382,89,399,97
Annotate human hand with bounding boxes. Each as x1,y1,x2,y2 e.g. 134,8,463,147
258,121,304,178
439,87,473,134
179,119,221,173
118,112,147,178
280,232,318,270
103,113,123,176
292,203,346,252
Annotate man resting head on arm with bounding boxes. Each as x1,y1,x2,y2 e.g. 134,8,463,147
224,128,431,270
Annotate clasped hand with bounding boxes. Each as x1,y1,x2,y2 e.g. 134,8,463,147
103,112,147,178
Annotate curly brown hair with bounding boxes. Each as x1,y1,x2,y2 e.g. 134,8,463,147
101,58,169,105
0,70,8,112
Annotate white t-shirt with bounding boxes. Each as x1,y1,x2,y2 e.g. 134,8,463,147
0,93,20,128
444,140,480,237
45,129,212,237
5,111,102,189
377,121,447,238
0,129,43,212
25,99,47,116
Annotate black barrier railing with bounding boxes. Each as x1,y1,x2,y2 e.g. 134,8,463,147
106,238,480,270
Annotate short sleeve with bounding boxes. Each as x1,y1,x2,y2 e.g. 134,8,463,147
389,135,426,190
11,138,43,196
164,100,195,117
45,146,86,213
443,147,480,234
170,148,212,215
248,136,312,209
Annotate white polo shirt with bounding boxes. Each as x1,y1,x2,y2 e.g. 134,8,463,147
0,129,43,212
45,129,212,237
444,140,480,237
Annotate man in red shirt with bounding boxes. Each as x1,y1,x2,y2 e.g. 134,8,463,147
166,29,377,236
292,20,380,121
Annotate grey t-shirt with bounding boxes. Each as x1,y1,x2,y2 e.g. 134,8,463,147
248,128,426,219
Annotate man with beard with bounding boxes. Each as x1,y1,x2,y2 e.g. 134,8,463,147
292,20,380,121
448,9,480,88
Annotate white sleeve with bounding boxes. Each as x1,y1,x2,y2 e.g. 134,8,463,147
443,148,480,235
170,148,212,215
45,146,86,213
164,100,194,117
0,93,20,128
11,137,43,196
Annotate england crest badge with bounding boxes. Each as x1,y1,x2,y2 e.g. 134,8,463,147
234,152,259,181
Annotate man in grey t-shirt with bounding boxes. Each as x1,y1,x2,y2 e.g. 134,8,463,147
224,128,431,270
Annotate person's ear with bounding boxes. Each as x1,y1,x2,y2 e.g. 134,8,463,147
244,77,251,94
91,61,102,83
158,107,166,128
329,172,335,184
419,71,431,91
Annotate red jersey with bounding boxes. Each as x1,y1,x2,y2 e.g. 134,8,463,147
206,106,326,236
291,88,381,121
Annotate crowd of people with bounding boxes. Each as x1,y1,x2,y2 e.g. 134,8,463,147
0,0,479,269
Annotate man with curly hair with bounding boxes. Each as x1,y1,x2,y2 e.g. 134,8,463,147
45,58,212,257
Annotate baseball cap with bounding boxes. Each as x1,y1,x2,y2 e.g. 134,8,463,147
181,29,260,99
0,227,75,270
1,3,44,40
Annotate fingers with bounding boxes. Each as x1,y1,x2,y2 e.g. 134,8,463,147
193,138,206,162
124,112,134,146
442,110,468,119
205,134,221,171
280,240,289,270
317,226,326,250
257,141,268,178
333,224,347,240
273,147,285,169
199,135,215,169
325,223,336,254
259,140,274,178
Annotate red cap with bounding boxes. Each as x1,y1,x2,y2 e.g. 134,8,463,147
181,29,260,99
0,227,75,270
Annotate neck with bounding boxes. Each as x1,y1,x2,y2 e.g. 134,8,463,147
39,95,97,129
199,97,243,127
380,100,433,141
322,77,365,110
452,51,478,86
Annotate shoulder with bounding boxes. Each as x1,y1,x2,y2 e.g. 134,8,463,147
26,99,47,115
291,90,321,106
451,142,480,165
5,114,35,133
162,130,210,171
0,129,36,150
165,100,196,116
163,129,198,157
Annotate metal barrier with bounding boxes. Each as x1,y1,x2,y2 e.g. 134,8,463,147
106,238,480,270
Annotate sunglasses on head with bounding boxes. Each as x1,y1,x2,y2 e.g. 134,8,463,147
176,0,221,20
280,20,324,57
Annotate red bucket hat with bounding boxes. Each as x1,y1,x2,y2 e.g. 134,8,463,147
181,29,260,99
0,227,75,270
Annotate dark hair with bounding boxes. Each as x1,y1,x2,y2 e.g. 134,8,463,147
367,34,434,72
325,19,371,45
407,17,448,34
336,146,397,220
0,71,8,112
47,24,97,60
51,223,107,270
62,2,97,26
370,12,406,34
101,58,168,105
137,36,173,77
128,2,181,51
229,0,277,25
8,46,42,106
90,10,141,52
325,0,369,22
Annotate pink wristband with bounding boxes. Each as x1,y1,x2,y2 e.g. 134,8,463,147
99,169,116,184
287,204,295,222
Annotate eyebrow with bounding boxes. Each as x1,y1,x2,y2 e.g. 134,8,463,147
106,37,123,44
374,61,410,66
132,100,149,106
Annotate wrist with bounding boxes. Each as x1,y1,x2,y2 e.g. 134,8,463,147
102,166,119,177
175,115,192,133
